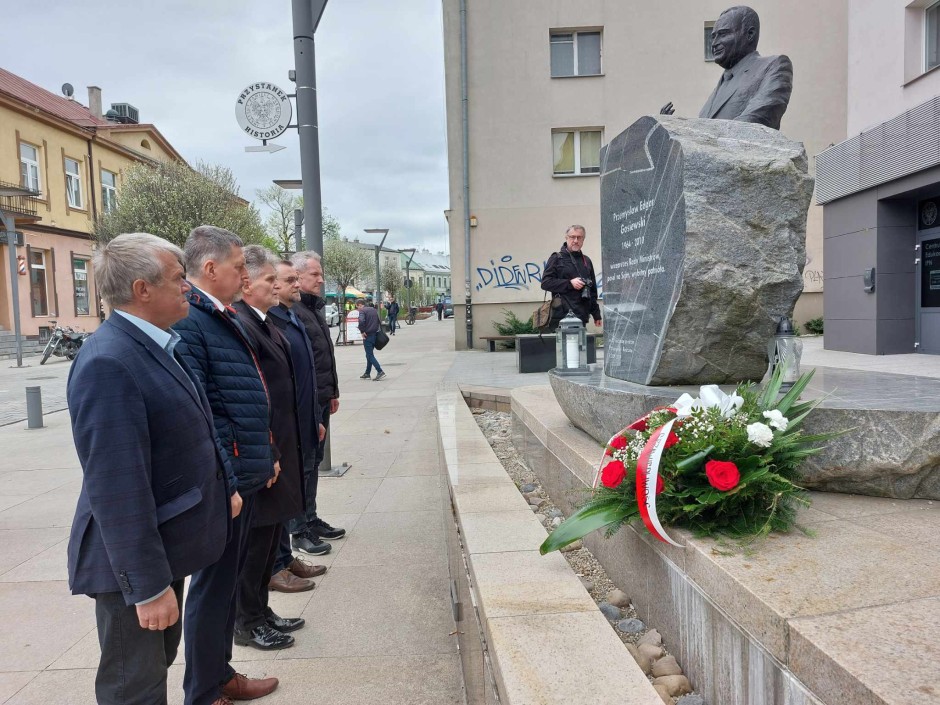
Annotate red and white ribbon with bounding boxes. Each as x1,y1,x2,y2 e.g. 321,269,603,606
635,418,683,547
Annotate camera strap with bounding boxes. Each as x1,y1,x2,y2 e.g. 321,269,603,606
567,249,589,282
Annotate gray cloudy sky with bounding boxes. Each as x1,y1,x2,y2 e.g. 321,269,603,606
2,0,450,253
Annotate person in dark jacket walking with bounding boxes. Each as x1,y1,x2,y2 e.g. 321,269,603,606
173,226,279,705
436,300,444,320
232,246,309,651
67,234,230,705
385,296,400,334
357,298,386,380
540,225,603,332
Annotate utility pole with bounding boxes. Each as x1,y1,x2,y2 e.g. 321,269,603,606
364,228,389,303
292,0,327,253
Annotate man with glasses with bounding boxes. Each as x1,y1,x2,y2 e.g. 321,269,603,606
540,225,602,332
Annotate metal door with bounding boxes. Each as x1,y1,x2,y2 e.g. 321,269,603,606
916,200,940,353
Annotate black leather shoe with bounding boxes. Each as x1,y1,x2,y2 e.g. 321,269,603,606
234,624,295,650
311,517,346,540
266,611,305,633
291,531,331,555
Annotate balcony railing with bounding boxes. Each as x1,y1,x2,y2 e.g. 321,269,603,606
0,179,41,222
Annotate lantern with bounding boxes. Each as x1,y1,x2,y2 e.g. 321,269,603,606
556,312,589,375
767,316,803,391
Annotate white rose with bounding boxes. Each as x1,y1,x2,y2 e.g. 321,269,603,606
762,409,789,431
746,422,774,448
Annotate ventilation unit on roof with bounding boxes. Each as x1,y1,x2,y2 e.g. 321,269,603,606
109,103,139,124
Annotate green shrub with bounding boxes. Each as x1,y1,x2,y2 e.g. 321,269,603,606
493,309,538,336
804,317,824,335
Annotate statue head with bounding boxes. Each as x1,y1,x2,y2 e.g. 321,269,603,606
711,6,760,69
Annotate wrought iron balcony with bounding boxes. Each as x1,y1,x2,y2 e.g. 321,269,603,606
0,180,41,223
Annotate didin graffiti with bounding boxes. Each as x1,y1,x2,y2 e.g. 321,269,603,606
475,255,547,291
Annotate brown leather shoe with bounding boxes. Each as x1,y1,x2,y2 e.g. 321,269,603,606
288,556,326,579
211,698,234,705
221,673,279,700
268,568,315,593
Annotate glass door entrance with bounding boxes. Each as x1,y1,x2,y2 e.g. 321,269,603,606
916,200,940,353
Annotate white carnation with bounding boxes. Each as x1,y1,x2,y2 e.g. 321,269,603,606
746,422,774,448
762,409,789,431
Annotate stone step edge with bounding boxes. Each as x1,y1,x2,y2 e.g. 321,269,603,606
436,389,664,705
509,384,909,705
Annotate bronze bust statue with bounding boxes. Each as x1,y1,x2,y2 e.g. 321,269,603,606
661,6,793,130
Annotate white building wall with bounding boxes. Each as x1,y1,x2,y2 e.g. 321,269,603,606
444,0,848,349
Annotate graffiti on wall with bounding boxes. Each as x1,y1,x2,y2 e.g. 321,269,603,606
475,255,548,291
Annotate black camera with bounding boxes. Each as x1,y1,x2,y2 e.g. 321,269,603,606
579,277,593,299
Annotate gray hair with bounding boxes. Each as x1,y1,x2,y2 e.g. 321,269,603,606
94,233,183,307
242,245,279,280
184,225,243,276
565,225,586,237
291,250,322,273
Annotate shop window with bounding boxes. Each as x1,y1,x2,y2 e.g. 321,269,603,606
552,129,602,176
73,258,90,315
101,169,117,213
550,30,602,77
30,249,50,317
19,143,41,194
65,158,83,209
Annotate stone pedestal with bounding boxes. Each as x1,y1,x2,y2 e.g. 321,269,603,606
600,116,813,385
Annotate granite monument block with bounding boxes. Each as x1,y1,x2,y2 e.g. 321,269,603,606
600,115,813,385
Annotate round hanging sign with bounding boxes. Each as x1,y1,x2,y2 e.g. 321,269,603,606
235,82,292,140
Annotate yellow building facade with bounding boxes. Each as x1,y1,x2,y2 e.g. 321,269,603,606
0,69,183,341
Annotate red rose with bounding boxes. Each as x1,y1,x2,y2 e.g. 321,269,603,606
610,435,628,450
705,460,740,492
601,460,627,488
664,431,679,449
627,415,648,432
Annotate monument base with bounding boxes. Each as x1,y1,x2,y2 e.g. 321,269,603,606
512,384,940,705
549,366,940,500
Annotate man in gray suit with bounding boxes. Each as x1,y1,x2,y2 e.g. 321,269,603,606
661,5,792,130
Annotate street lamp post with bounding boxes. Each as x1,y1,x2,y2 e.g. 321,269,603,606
364,228,389,304
292,0,328,254
400,248,417,312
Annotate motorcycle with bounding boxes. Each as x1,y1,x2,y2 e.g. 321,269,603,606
40,321,90,365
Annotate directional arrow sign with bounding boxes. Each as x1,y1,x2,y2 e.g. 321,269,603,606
245,143,286,153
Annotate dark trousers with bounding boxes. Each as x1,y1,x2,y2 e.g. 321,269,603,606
275,400,331,573
363,333,383,375
437,308,443,320
94,580,185,705
183,492,256,705
236,522,281,631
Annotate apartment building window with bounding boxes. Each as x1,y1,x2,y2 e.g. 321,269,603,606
65,158,83,209
19,143,41,194
550,31,602,77
30,249,50,317
928,1,940,71
73,257,90,315
553,129,602,176
101,169,117,213
704,22,716,61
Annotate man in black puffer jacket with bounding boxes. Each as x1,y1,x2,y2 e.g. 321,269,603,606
540,224,603,332
174,226,280,705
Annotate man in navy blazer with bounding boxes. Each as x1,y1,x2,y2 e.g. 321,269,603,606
67,233,230,705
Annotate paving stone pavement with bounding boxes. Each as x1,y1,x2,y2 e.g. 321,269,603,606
0,317,464,705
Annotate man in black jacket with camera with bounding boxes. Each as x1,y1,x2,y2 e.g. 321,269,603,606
540,225,602,331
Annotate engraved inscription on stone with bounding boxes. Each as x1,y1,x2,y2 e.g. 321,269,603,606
600,116,685,384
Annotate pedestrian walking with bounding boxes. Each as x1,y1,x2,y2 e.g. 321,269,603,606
436,300,444,320
66,233,230,705
357,297,386,380
232,246,311,651
385,296,400,335
173,226,279,705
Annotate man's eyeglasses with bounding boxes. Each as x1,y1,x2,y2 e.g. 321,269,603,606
567,235,585,241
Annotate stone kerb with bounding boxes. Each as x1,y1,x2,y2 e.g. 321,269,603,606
435,390,663,705
512,384,940,705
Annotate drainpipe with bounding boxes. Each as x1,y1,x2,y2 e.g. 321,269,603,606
460,0,472,349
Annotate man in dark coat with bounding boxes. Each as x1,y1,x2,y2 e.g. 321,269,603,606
287,252,345,545
385,296,400,335
436,300,444,320
174,226,278,705
67,233,230,705
232,246,309,651
357,298,386,380
540,225,603,332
